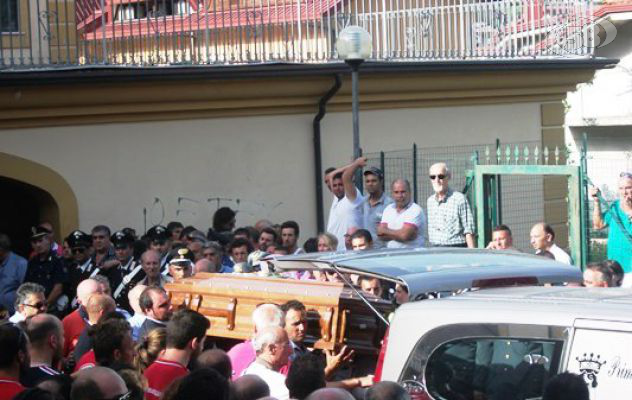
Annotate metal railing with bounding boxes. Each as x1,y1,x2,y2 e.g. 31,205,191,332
1,0,595,69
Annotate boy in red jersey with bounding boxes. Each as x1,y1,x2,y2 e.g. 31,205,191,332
143,309,209,400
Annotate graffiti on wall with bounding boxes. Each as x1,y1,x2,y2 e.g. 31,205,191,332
144,195,284,230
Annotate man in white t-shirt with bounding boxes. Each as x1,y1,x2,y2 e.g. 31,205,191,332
378,179,426,248
529,222,572,264
325,160,365,251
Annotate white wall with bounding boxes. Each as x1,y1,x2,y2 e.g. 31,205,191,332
0,101,541,238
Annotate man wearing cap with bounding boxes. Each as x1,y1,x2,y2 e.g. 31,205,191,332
110,230,143,312
64,230,94,309
166,248,194,282
24,226,67,311
325,158,366,251
358,162,393,249
146,225,172,275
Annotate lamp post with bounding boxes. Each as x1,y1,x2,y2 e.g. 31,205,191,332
337,26,372,166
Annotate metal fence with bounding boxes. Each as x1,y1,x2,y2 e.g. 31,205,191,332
1,0,594,69
364,140,542,251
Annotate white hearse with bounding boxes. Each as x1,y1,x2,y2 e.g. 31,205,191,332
378,287,632,400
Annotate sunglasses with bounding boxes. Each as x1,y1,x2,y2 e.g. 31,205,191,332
429,174,446,181
23,302,47,310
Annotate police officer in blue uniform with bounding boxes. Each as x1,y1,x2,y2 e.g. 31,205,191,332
24,226,67,315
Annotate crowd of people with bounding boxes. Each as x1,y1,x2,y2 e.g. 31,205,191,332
0,161,629,400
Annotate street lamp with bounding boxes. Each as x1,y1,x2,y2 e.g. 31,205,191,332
337,25,372,166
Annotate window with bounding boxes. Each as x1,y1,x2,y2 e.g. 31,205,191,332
399,324,566,400
1,0,19,32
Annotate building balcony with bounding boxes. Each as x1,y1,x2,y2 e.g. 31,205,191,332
1,0,596,69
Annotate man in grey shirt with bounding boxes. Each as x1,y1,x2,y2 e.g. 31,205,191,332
427,163,475,248
355,159,393,248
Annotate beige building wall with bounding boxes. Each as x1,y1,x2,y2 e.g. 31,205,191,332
0,101,541,238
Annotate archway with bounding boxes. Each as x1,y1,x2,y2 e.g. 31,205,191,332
0,152,79,256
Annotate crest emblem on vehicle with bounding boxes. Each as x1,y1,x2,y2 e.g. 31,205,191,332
576,353,606,388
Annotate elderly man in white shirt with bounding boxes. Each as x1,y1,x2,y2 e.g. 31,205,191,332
242,326,293,400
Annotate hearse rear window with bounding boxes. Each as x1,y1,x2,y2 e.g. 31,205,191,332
399,324,567,400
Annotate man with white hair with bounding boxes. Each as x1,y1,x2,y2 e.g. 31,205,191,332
242,326,292,400
228,303,284,378
426,162,475,248
62,278,103,357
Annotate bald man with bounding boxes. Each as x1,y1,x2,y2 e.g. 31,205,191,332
73,294,116,362
426,162,475,248
232,375,270,400
22,314,64,387
62,279,103,357
71,366,128,400
305,388,355,400
378,179,426,248
529,223,571,264
194,259,216,275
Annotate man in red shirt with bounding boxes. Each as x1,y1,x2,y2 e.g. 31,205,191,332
62,278,103,357
144,309,210,400
0,323,29,399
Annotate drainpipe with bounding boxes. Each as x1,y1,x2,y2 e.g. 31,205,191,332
313,74,342,233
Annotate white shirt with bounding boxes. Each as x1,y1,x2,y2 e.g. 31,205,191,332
127,313,147,341
548,243,572,265
380,202,426,248
9,311,26,324
242,361,290,400
327,188,364,251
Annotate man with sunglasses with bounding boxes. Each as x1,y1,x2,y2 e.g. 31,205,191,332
9,283,47,324
64,230,93,310
24,227,67,314
590,172,632,277
426,163,475,248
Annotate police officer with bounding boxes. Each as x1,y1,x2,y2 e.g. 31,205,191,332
64,230,93,310
110,230,144,312
146,225,172,275
24,226,67,315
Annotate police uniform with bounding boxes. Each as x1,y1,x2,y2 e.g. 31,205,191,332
63,230,93,310
110,230,145,312
146,225,172,275
24,227,67,300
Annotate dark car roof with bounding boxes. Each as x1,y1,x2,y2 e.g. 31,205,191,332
266,248,582,298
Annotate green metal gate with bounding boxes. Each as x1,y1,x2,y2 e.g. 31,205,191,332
470,144,586,268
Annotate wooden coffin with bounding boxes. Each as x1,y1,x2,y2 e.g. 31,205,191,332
166,273,394,354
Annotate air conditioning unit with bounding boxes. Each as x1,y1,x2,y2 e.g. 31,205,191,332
115,5,136,21
174,0,190,15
